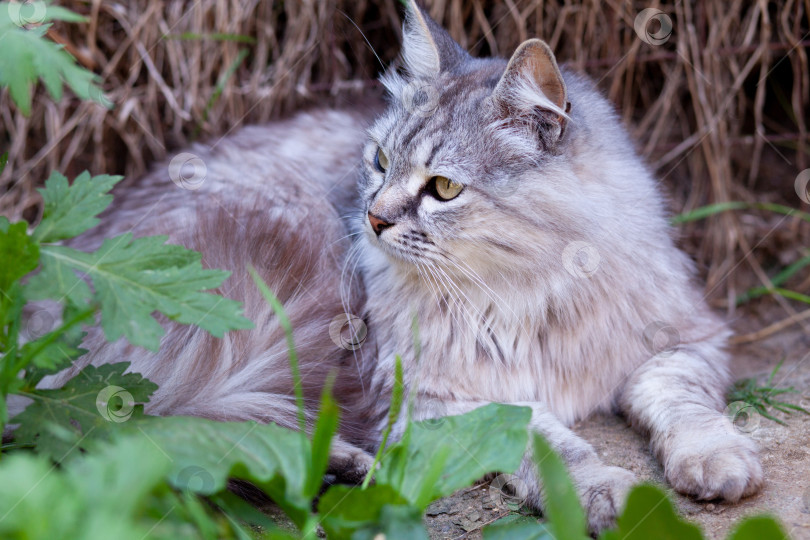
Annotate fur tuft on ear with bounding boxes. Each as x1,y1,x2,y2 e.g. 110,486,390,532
401,1,469,79
492,39,570,148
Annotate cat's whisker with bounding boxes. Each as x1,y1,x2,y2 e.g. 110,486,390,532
337,10,386,71
424,258,485,341
438,252,521,328
330,230,363,248
419,259,468,334
338,241,369,395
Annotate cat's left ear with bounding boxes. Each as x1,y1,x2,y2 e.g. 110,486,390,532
492,39,570,145
401,1,469,78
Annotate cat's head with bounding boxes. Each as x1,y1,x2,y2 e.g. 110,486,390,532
360,2,587,281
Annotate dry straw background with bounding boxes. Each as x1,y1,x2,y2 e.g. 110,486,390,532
1,0,809,323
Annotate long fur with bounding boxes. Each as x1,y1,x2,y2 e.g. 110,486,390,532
14,4,763,533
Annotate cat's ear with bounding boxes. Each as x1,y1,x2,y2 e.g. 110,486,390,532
492,39,570,145
401,1,469,78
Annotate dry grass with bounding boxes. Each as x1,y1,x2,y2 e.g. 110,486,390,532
1,0,809,315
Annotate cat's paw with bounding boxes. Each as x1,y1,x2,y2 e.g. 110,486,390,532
663,430,763,502
572,464,637,534
327,438,375,485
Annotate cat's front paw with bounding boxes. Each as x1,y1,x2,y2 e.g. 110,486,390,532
663,429,763,502
328,438,375,485
572,464,637,535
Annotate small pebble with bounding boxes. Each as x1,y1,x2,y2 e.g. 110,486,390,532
706,503,715,511
461,521,479,532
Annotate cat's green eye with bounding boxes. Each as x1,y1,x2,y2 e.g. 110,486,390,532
375,147,389,172
432,176,463,201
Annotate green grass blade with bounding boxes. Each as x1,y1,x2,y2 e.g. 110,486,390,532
163,32,257,44
671,202,749,224
532,433,589,540
767,358,784,385
736,253,810,305
362,354,404,489
306,373,339,499
772,287,810,305
249,266,306,433
203,49,249,123
671,201,810,225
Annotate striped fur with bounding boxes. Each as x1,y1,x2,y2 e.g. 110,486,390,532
355,3,762,533
12,3,763,533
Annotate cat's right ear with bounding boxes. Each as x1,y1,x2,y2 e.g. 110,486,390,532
401,1,469,78
492,39,570,147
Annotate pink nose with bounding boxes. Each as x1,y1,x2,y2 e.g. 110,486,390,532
368,212,392,235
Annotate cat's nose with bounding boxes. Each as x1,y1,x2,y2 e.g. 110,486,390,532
368,212,393,236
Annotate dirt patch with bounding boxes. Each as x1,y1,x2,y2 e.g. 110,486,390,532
424,306,810,539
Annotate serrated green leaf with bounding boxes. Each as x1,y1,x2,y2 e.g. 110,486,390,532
34,171,122,242
318,484,410,538
376,403,531,507
598,484,703,540
532,433,589,540
0,218,39,294
24,245,93,306
18,308,91,379
36,234,253,350
11,362,158,461
38,5,88,23
0,2,110,115
19,337,85,370
0,3,106,115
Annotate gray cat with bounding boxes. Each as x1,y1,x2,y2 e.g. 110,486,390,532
20,2,762,533
355,4,762,531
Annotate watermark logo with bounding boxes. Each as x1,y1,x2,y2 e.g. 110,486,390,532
88,82,114,109
419,417,446,431
7,1,47,27
795,168,810,205
723,401,760,434
329,313,367,351
168,152,207,190
176,465,216,494
634,8,674,46
26,308,55,339
402,80,440,118
96,385,135,423
562,241,600,278
488,474,528,510
642,321,680,357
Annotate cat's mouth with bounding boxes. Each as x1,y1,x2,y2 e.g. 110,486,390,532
367,229,426,265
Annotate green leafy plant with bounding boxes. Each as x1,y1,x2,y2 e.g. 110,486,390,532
0,170,252,442
0,1,109,115
672,202,810,309
728,359,810,425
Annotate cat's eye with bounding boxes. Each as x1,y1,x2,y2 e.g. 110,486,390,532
431,176,464,201
374,147,389,172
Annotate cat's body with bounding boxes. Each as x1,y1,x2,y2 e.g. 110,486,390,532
21,3,763,533
27,109,378,471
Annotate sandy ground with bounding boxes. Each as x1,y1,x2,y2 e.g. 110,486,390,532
424,306,810,539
